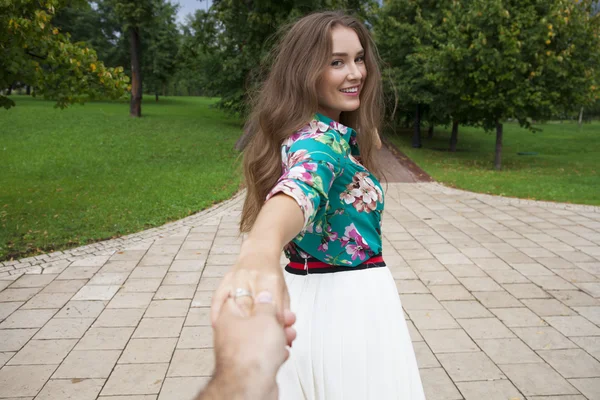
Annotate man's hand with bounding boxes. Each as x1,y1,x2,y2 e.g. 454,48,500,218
196,291,296,400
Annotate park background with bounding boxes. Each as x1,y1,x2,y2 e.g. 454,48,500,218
2,0,599,263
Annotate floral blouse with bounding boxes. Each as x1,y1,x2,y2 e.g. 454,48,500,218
266,113,384,267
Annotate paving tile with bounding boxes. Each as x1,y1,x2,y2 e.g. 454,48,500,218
554,268,599,284
35,378,104,400
522,299,577,317
8,339,76,365
88,272,130,285
145,299,191,318
388,266,418,280
476,338,543,364
201,265,229,278
0,328,39,352
491,307,548,327
34,317,95,339
41,279,87,294
406,320,423,342
53,350,121,378
110,250,146,262
158,376,209,400
169,260,206,272
576,282,600,298
458,277,503,292
568,377,600,399
94,308,145,327
528,275,578,291
0,352,14,367
407,310,460,330
526,396,584,400
550,290,600,306
20,292,74,310
184,307,210,327
0,301,23,321
430,285,474,301
101,363,168,396
538,349,600,378
436,253,473,265
154,285,196,300
163,272,201,286
572,306,600,325
129,266,170,279
133,317,185,338
107,292,154,309
419,367,463,400
457,317,515,339
504,283,551,299
56,266,100,280
412,342,440,368
0,308,57,328
545,316,600,337
421,329,478,353
0,365,57,397
456,380,523,400
398,294,444,310
9,274,57,288
512,263,555,276
119,338,177,364
98,395,157,400
122,278,163,293
177,326,213,349
472,258,512,271
442,300,493,319
167,349,214,377
70,255,111,267
75,327,134,350
446,264,488,277
396,280,430,294
437,351,504,382
418,271,459,286
486,269,530,284
571,336,600,360
0,287,42,302
54,300,106,318
472,291,523,308
72,285,121,301
99,260,139,273
512,327,578,350
500,363,579,396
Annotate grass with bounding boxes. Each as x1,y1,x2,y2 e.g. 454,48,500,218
1,96,243,261
387,121,600,206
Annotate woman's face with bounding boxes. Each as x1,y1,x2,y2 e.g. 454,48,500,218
317,26,367,122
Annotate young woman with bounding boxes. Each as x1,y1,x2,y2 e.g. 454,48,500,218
211,11,425,399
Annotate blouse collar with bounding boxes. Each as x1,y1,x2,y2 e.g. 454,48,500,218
315,113,356,143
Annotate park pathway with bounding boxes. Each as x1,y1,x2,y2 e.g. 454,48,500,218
1,149,600,399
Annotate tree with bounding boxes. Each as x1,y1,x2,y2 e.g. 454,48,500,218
143,0,179,101
422,0,600,169
107,0,156,117
1,0,129,109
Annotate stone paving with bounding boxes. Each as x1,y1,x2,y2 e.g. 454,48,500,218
1,182,599,399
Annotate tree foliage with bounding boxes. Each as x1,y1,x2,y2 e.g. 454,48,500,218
1,0,130,109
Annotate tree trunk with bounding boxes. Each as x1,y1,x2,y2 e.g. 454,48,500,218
494,121,503,170
449,120,459,152
412,104,422,148
428,124,434,139
155,92,159,102
26,85,31,95
7,84,12,95
578,106,584,127
129,27,142,117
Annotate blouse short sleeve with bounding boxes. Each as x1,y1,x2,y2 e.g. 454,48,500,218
266,131,346,231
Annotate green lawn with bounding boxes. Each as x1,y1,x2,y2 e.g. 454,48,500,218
1,96,243,261
388,121,600,206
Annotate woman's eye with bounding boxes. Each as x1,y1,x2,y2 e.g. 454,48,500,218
356,56,365,63
331,60,343,67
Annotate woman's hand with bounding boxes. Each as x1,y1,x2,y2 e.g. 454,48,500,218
210,250,291,328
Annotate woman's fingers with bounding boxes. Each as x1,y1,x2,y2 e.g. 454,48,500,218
284,326,297,347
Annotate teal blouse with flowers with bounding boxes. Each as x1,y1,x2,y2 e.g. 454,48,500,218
266,113,384,267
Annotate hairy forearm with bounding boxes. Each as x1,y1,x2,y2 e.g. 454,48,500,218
240,194,304,259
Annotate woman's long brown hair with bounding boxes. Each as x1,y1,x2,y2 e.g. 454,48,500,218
240,11,384,232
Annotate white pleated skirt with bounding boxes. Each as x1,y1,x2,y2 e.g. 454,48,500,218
277,266,426,400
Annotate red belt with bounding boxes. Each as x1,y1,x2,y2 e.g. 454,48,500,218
285,255,386,275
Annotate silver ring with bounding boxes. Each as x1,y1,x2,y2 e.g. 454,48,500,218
232,288,253,299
